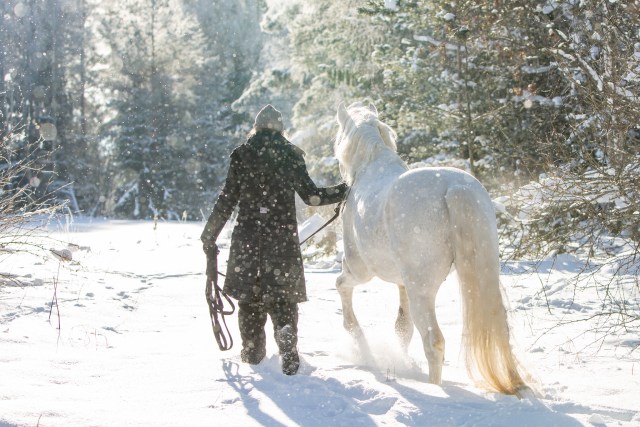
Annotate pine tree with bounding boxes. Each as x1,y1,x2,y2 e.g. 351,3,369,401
178,0,263,220
506,0,640,256
96,0,206,219
287,0,386,182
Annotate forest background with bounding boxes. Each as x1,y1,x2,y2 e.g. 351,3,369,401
1,0,639,266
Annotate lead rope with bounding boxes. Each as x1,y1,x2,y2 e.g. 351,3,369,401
206,253,235,351
299,199,346,246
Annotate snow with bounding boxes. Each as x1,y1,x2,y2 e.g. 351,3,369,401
1,219,639,426
384,0,398,11
443,13,456,22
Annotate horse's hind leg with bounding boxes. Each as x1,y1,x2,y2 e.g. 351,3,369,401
395,285,413,350
335,271,363,338
405,283,444,385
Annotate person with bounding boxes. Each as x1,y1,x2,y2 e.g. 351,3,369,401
201,104,348,375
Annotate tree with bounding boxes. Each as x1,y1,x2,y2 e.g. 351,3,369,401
503,0,640,256
178,0,263,219
0,0,99,214
1,119,66,284
84,0,265,219
93,0,210,218
287,0,387,182
55,0,102,214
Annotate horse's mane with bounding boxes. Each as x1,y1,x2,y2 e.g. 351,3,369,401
335,103,402,184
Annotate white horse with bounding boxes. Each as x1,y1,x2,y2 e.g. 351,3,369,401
334,102,527,395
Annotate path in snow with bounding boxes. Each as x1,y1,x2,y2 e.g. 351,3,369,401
0,220,638,426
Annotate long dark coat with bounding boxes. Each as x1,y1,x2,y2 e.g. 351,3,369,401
201,130,348,304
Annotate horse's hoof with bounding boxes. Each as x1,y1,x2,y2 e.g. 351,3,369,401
427,368,443,385
428,377,442,386
348,327,364,340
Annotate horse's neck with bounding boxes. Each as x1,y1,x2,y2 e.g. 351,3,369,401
353,148,408,189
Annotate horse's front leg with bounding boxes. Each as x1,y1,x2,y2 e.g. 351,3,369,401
335,271,363,338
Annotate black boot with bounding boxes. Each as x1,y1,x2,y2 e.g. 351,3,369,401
281,350,300,375
276,324,299,375
241,346,266,365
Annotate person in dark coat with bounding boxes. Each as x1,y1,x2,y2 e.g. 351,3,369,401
201,104,348,375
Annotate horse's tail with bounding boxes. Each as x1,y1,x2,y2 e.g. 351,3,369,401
445,185,528,396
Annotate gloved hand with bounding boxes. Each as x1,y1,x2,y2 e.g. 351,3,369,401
203,242,219,259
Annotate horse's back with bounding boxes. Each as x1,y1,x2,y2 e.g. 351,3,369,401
397,166,486,194
393,167,493,217
388,166,488,215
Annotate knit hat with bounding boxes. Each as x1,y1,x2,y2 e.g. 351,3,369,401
254,104,284,132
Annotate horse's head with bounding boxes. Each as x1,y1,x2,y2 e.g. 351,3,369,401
335,102,398,184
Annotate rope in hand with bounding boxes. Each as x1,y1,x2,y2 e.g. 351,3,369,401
205,247,235,351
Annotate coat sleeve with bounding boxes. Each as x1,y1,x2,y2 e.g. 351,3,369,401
290,151,348,206
201,150,242,246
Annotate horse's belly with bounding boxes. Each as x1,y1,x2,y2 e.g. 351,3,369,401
342,214,399,282
359,240,402,281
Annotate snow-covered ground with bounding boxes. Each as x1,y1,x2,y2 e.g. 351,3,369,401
1,219,638,426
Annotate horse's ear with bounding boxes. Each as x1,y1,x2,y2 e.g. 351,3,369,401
337,102,350,128
367,102,378,115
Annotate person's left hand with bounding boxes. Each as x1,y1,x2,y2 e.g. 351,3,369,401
203,242,219,259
